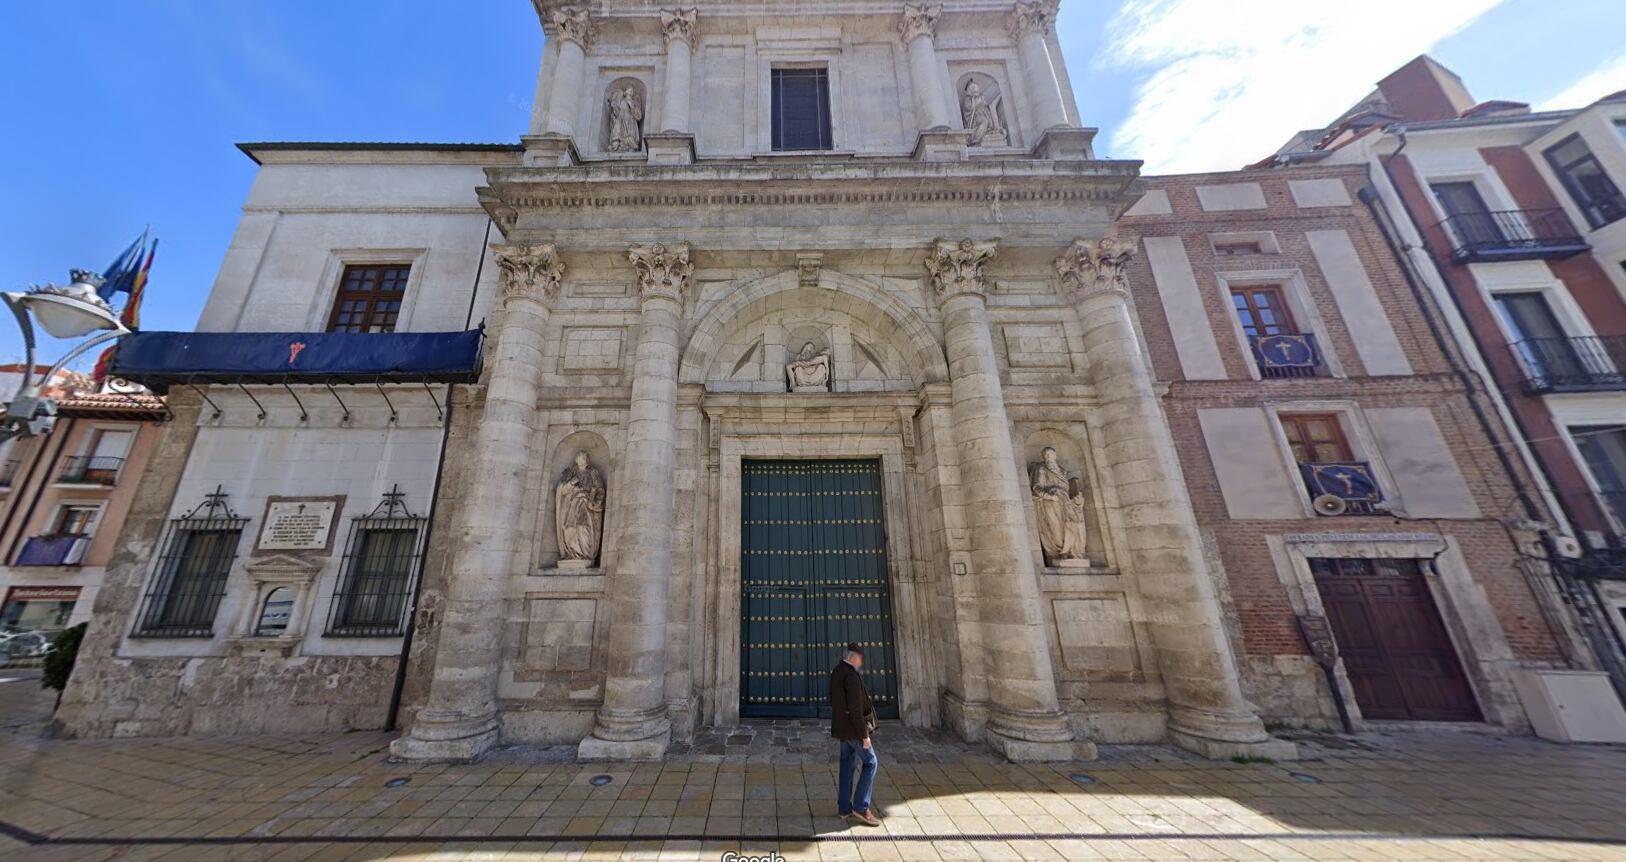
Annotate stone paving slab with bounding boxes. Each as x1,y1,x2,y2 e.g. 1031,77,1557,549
2,723,1625,861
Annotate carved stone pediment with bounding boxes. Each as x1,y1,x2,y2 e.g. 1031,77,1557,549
243,553,324,586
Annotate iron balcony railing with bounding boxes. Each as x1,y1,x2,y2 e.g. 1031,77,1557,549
1248,333,1322,379
0,460,17,488
1438,208,1589,263
56,455,124,485
1509,336,1626,393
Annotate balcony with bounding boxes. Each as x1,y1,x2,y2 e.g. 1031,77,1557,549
1509,336,1626,393
0,460,17,488
15,535,89,567
1438,208,1590,263
56,455,124,486
1249,333,1322,379
1298,462,1384,515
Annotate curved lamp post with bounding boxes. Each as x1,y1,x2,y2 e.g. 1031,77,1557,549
2,270,129,441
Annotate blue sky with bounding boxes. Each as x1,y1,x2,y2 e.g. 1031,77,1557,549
3,0,1624,368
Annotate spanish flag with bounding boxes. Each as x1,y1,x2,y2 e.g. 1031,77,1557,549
92,239,157,384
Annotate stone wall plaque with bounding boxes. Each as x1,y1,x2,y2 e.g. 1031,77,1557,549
255,496,344,554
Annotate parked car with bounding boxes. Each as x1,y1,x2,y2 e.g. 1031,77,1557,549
0,630,51,668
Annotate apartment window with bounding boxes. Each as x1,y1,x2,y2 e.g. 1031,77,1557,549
327,264,410,333
1431,181,1506,246
1213,240,1264,256
1280,414,1354,464
134,493,248,638
771,68,833,151
53,505,101,537
1495,291,1590,386
60,428,131,485
1572,425,1626,535
1231,285,1297,337
1544,134,1626,228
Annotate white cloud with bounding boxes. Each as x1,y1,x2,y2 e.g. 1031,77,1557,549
1101,0,1503,173
1539,52,1626,111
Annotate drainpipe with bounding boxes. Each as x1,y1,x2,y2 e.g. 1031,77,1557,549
1362,136,1626,699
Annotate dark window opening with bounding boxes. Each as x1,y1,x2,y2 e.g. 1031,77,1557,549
771,68,833,151
327,264,410,333
1545,134,1626,229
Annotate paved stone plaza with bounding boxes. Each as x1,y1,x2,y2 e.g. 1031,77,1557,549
3,723,1625,861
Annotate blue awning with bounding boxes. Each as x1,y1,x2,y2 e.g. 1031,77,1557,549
109,329,484,390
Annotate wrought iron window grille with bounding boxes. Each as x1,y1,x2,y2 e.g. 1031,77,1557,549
132,486,248,638
326,485,426,638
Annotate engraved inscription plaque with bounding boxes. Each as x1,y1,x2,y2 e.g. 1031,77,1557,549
258,500,339,551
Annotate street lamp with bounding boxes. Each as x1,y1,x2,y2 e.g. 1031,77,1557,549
2,270,129,441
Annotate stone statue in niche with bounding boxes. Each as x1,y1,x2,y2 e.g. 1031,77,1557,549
606,84,643,152
785,341,832,392
1030,446,1089,568
554,451,606,568
961,80,1008,147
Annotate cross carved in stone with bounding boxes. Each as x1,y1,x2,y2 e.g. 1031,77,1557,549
660,7,699,49
1008,0,1058,40
899,3,942,44
628,242,693,305
1054,237,1135,297
551,6,595,48
495,243,566,306
925,238,999,299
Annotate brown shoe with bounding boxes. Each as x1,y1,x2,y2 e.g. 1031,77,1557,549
852,810,881,827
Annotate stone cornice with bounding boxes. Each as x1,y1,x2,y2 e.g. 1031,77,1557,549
483,159,1141,211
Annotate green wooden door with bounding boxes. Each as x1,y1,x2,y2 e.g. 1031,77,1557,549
740,459,899,719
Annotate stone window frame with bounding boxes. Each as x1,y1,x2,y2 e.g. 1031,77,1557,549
1545,395,1626,544
1263,531,1522,729
1414,168,1520,246
1261,400,1401,518
1213,268,1347,380
755,51,848,155
1478,276,1601,351
305,248,430,334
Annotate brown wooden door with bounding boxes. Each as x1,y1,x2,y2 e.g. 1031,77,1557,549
1311,558,1481,722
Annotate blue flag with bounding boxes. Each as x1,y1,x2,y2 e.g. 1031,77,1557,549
98,231,149,302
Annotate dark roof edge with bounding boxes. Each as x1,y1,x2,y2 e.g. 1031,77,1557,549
236,141,524,165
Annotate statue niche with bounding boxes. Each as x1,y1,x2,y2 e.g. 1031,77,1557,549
785,341,832,392
1029,446,1089,568
604,78,645,153
554,450,606,568
959,74,1009,148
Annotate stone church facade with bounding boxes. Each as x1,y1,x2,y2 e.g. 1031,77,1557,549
57,0,1595,759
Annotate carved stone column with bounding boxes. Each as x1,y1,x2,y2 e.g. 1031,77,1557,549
544,7,594,138
1057,238,1296,760
927,239,1078,762
1008,1,1069,132
579,242,692,761
900,3,953,130
659,9,697,133
390,244,564,761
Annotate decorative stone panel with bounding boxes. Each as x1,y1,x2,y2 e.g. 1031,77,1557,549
1051,595,1140,674
1002,323,1071,370
523,597,598,672
560,327,625,372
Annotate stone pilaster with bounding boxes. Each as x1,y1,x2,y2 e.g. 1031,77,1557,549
543,7,594,138
1008,1,1069,132
579,242,692,761
390,243,564,761
659,9,697,133
1056,238,1297,761
926,238,1080,762
900,3,953,131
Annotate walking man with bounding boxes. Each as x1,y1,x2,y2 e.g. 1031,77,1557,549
830,642,880,826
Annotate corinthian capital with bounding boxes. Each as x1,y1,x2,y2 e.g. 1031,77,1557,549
899,3,942,45
1008,0,1057,40
496,244,566,306
660,8,698,49
1054,237,1135,297
550,6,594,48
925,238,998,299
628,242,693,305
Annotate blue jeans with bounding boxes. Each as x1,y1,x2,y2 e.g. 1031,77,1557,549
837,738,878,815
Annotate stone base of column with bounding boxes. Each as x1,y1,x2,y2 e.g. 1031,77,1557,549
389,709,500,762
577,707,673,761
986,706,1083,763
644,132,695,166
520,133,580,167
912,128,971,162
1166,705,1299,761
1032,126,1097,160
